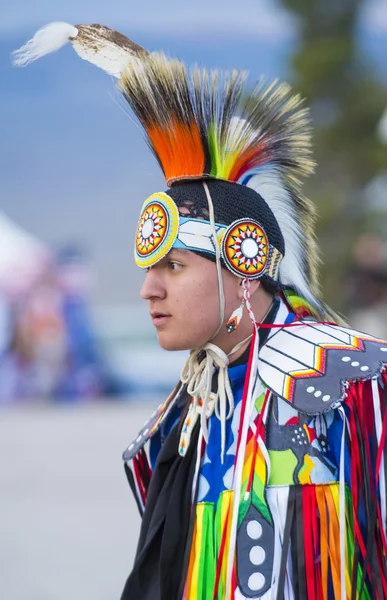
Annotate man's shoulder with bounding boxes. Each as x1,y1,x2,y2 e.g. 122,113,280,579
257,321,387,414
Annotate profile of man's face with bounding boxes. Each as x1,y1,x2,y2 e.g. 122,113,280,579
140,249,242,352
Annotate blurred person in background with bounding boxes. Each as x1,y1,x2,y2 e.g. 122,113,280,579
0,292,10,356
18,267,67,399
0,293,10,357
0,266,66,402
54,245,106,400
0,291,14,403
0,248,105,403
15,22,387,600
348,234,387,340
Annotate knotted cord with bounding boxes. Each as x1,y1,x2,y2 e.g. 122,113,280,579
181,336,252,462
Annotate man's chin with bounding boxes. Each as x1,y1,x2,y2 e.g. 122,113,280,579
156,331,213,352
158,339,186,352
156,334,190,352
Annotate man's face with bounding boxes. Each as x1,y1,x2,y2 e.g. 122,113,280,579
140,249,240,351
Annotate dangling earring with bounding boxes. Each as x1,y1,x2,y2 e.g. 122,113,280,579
226,301,244,334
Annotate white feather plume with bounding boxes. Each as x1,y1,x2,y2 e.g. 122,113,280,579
12,22,148,78
12,22,79,67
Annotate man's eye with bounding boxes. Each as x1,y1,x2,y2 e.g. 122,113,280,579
169,261,182,271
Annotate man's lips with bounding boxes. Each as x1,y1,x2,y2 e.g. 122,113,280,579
150,312,172,326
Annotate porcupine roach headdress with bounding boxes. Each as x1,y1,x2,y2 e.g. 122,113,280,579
13,22,333,320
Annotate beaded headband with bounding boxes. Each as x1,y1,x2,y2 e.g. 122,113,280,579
134,192,283,280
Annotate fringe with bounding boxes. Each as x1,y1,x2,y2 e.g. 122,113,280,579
125,372,387,599
276,372,387,600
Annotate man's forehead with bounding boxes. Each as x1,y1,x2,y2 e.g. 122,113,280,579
168,248,194,259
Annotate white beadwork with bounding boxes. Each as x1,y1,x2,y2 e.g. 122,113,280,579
247,520,262,540
248,573,265,592
249,546,265,566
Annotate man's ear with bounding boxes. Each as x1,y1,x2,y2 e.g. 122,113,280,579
236,278,261,301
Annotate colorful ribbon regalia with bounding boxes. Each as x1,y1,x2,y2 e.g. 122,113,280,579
14,22,387,599
124,309,387,600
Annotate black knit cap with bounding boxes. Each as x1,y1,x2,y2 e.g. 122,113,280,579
166,179,285,292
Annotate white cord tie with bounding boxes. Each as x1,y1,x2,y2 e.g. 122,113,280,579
180,337,251,462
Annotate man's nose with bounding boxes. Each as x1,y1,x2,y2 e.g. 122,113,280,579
140,269,166,301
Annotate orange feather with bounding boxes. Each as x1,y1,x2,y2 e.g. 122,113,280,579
148,119,205,184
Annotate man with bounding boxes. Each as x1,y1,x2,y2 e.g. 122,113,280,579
15,23,387,599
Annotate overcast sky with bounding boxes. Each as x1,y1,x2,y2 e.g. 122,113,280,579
2,0,387,36
2,0,295,38
1,0,387,304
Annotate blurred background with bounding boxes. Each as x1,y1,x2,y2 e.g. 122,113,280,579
1,0,387,597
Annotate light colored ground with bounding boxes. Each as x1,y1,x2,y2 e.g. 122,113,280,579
0,401,158,600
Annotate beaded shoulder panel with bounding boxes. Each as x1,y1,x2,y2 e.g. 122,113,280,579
257,322,387,414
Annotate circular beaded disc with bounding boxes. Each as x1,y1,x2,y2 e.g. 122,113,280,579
221,219,269,278
135,192,179,267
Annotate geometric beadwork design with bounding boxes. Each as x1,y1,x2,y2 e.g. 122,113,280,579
266,246,282,281
134,192,179,267
258,322,387,413
137,202,167,256
221,219,269,279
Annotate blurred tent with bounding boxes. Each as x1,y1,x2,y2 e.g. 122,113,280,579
0,210,49,298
